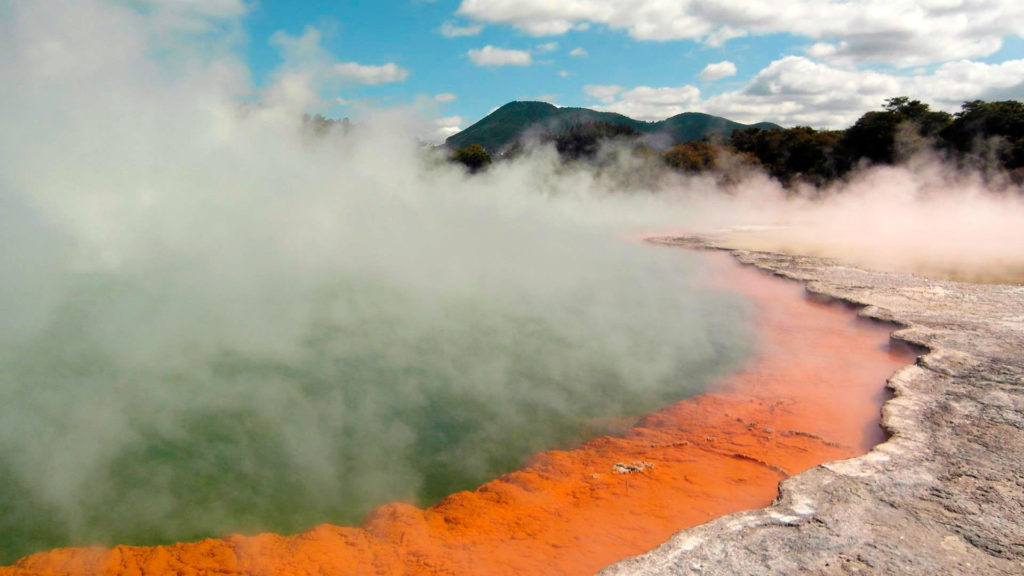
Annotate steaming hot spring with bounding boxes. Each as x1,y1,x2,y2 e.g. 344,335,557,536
0,221,913,575
3,2,1020,574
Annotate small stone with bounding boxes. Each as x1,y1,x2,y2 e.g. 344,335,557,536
613,461,655,474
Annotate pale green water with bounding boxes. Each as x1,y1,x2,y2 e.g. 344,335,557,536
0,249,750,563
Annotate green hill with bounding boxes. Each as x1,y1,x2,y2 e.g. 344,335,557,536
445,101,782,153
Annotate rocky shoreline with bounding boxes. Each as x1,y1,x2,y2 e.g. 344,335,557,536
601,237,1024,576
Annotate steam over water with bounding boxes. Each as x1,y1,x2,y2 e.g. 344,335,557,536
7,0,1024,565
0,1,753,562
0,234,749,561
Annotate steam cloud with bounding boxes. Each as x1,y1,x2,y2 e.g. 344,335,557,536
3,0,1023,564
0,0,752,561
713,159,1024,282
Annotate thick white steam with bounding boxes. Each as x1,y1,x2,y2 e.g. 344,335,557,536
1,0,748,559
2,0,1023,563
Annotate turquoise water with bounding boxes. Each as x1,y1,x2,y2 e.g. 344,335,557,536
0,248,750,564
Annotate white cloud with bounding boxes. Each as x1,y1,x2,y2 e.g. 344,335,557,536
704,25,747,48
591,85,703,121
264,70,321,110
434,92,457,102
583,84,623,104
586,55,1024,128
805,41,845,59
142,0,248,33
458,0,703,38
264,27,335,110
431,115,464,141
569,47,588,57
269,26,326,65
263,27,411,109
439,20,484,37
558,70,570,77
334,62,410,85
699,60,737,81
536,42,559,53
146,0,246,18
715,56,1024,126
467,45,533,67
456,0,1024,67
911,59,1024,104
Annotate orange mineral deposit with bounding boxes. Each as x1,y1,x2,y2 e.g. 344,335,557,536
1,250,912,576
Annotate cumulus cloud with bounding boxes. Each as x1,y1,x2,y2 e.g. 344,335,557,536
456,0,1024,67
431,115,464,140
715,56,1024,127
146,0,246,18
141,0,248,34
583,84,624,104
264,26,336,110
434,92,457,102
439,20,484,37
334,62,410,85
704,25,747,48
699,61,737,81
588,56,1024,127
263,27,409,109
269,26,326,64
569,47,588,57
589,85,702,121
919,59,1024,104
536,42,559,53
457,0,708,39
467,45,533,66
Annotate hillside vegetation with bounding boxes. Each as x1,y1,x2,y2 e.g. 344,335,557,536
448,98,1024,187
444,101,779,154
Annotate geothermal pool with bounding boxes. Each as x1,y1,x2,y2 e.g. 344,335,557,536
0,243,749,563
1,248,912,576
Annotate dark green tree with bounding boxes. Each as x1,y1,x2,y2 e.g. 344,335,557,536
730,126,841,185
840,97,951,164
451,143,493,173
302,114,350,137
940,100,1024,171
544,122,640,161
662,140,721,172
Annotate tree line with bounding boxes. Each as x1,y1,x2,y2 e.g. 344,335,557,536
450,98,1024,186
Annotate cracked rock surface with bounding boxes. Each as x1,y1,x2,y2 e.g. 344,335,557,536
601,237,1024,576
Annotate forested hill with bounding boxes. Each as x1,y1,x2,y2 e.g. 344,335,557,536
444,98,1024,187
445,101,781,153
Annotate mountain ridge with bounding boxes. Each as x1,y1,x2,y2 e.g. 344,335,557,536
445,101,782,153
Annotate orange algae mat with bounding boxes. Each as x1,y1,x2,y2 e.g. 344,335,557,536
1,251,912,576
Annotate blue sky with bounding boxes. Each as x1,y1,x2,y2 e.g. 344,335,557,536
242,0,795,117
167,1,1024,138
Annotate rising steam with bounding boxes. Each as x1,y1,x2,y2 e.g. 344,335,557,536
0,0,752,561
2,0,1023,565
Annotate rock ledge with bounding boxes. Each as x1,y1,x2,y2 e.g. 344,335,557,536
601,237,1024,576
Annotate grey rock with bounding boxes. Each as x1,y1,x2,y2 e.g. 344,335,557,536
614,462,656,474
600,237,1024,576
